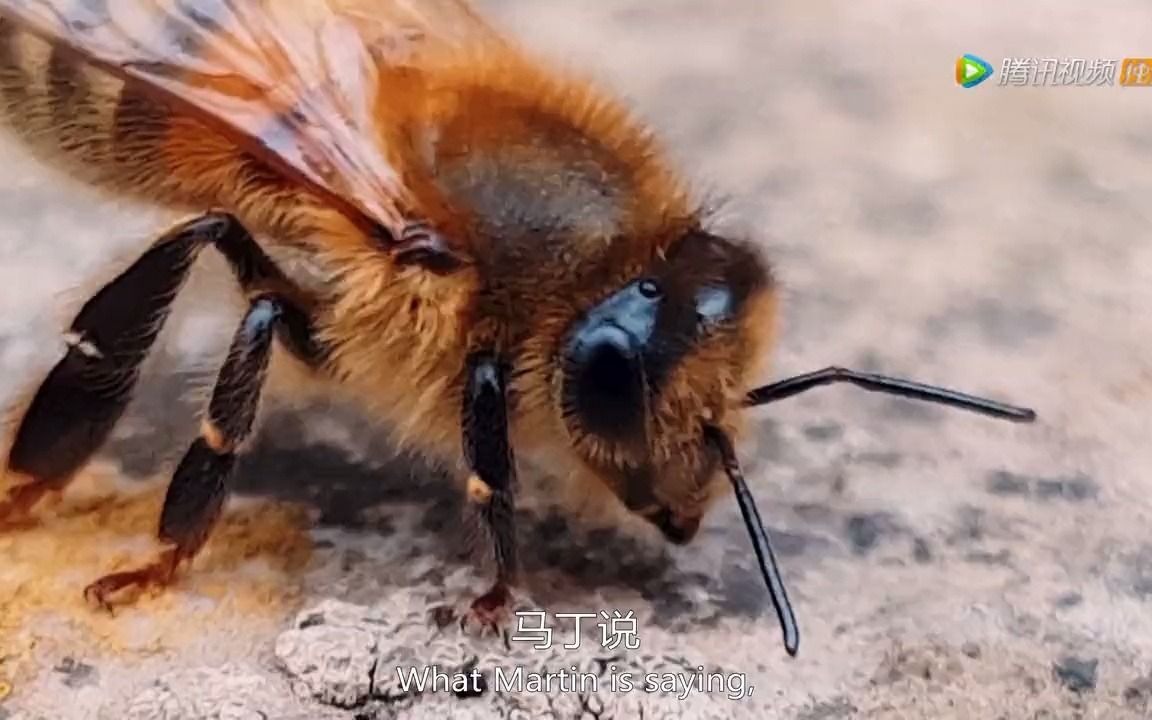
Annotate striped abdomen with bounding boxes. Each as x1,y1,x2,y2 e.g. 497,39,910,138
0,16,185,194
0,16,328,243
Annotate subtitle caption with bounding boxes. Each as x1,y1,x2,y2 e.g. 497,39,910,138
395,609,755,700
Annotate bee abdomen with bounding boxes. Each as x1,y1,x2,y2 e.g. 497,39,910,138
0,18,327,243
0,17,175,195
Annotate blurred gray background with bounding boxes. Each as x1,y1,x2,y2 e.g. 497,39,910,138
1,0,1150,718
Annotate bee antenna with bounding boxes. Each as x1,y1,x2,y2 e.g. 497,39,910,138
704,425,799,656
744,366,1037,422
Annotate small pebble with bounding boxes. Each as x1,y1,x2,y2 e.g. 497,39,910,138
1052,656,1098,694
1053,592,1083,609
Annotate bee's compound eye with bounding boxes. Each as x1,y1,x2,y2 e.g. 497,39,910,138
565,324,646,441
637,278,662,299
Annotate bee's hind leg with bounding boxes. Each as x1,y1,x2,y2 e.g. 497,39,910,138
1,212,322,528
1,214,224,527
84,294,286,610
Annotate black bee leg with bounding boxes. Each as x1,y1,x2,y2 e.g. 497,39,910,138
442,352,519,636
1,212,322,527
1,215,218,528
84,295,282,610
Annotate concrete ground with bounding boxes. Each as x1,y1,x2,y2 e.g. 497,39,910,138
1,0,1151,718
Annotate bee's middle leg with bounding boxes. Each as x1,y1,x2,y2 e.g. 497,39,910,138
84,295,285,610
1,212,321,526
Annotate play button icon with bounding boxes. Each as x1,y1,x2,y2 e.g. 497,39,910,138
956,54,994,88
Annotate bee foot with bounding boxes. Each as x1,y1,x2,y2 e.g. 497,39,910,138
460,583,514,639
428,583,516,642
83,549,179,613
0,482,53,531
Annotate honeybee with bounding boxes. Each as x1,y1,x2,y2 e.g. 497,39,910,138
0,0,1035,655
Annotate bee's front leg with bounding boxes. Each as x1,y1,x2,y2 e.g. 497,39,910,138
447,351,520,636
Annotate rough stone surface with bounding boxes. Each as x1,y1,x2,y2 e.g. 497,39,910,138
1,0,1151,718
275,605,380,708
121,666,319,720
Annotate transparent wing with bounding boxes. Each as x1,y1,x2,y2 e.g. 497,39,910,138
0,0,503,234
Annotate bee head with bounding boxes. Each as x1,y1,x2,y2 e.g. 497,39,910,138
559,228,776,543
